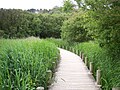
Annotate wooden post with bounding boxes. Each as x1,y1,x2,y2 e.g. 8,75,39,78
112,87,120,90
67,47,69,51
64,46,66,49
60,45,62,48
82,53,84,61
52,62,56,72
90,62,93,74
80,52,82,58
72,48,75,53
75,49,77,54
77,50,79,55
46,70,52,85
96,69,101,85
66,46,67,50
66,46,68,50
36,87,44,90
85,57,88,66
69,47,72,51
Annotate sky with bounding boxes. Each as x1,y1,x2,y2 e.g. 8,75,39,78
0,0,66,10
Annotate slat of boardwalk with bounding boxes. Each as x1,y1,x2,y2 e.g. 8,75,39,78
49,48,100,90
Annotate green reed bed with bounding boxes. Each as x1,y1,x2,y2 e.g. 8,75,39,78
0,39,59,90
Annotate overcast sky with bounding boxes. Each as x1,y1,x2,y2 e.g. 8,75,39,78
0,0,66,10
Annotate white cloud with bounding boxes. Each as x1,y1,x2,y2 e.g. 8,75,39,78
0,0,64,10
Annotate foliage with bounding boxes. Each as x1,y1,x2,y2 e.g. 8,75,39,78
45,38,74,47
0,9,68,38
38,14,67,38
0,30,4,38
62,0,75,13
0,39,59,90
61,11,92,43
80,0,120,57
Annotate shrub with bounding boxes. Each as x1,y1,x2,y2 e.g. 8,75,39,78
61,12,91,43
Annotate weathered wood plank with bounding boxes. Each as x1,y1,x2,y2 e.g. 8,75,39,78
49,48,100,90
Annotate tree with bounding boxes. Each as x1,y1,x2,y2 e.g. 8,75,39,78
62,0,75,13
81,0,120,57
0,8,68,38
61,11,91,43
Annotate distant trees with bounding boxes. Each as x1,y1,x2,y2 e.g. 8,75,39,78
0,9,67,38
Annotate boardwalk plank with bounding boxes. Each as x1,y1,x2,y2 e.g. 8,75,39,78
49,48,100,90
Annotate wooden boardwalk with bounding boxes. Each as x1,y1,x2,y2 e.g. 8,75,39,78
49,48,100,90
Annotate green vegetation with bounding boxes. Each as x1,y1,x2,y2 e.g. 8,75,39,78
0,9,67,38
62,0,75,13
61,11,92,43
0,38,59,90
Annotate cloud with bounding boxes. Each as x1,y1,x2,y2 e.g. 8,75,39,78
0,0,64,9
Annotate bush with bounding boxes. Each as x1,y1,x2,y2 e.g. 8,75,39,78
61,12,91,43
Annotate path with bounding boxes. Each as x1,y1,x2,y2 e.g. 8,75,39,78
49,48,100,90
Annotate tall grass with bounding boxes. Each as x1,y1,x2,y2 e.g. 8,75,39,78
45,38,77,48
0,39,59,90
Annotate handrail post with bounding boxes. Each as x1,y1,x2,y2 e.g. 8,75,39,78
90,62,93,74
85,57,88,66
52,62,56,73
82,53,84,61
80,52,82,58
96,69,101,85
46,70,52,85
76,50,78,55
72,48,75,53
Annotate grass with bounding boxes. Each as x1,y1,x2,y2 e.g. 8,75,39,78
45,38,77,48
0,38,60,90
46,38,120,90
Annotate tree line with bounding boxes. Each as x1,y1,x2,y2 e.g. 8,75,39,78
0,8,68,38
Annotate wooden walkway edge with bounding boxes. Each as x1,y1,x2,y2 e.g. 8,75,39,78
49,48,101,90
